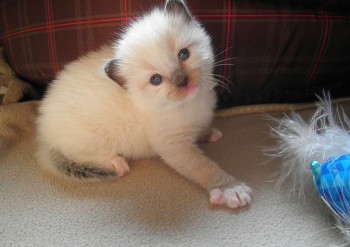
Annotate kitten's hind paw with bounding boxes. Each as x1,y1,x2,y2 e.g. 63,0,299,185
200,128,223,143
209,183,252,209
103,155,130,177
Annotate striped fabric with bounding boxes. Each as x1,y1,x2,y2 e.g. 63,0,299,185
1,0,350,108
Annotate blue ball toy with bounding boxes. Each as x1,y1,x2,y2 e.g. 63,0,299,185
310,154,350,222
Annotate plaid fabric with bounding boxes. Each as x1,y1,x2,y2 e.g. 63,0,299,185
1,0,350,108
294,0,350,10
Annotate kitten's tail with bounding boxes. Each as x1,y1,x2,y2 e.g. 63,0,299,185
37,146,118,181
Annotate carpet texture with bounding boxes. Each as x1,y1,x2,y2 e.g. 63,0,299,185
1,100,348,247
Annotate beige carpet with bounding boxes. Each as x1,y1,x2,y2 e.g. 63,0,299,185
0,100,347,247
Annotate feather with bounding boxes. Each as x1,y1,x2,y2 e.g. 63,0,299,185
270,93,350,200
269,93,350,243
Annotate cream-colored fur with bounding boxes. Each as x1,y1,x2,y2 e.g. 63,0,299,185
36,0,252,209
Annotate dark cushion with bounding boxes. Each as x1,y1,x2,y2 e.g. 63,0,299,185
1,0,350,108
293,0,350,10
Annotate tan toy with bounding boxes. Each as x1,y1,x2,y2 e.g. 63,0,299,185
0,46,39,105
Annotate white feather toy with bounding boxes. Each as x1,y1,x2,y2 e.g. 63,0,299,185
270,94,350,239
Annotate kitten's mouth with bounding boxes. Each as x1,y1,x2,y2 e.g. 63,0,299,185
183,84,198,97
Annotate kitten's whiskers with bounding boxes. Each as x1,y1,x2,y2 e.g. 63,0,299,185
203,75,232,94
211,63,235,68
213,45,235,59
209,73,234,87
212,57,235,66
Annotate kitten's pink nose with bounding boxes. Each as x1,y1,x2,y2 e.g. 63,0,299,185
171,69,189,88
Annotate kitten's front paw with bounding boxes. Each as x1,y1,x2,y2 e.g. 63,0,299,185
209,183,252,209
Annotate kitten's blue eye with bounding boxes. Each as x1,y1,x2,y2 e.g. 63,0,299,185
178,48,190,61
150,73,163,86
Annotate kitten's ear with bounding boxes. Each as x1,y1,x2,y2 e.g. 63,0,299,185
104,59,126,88
165,0,192,21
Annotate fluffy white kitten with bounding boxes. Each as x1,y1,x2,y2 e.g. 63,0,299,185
36,0,252,209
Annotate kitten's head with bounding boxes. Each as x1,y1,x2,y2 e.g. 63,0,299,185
106,0,214,109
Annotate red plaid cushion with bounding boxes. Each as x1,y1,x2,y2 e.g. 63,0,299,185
1,0,350,108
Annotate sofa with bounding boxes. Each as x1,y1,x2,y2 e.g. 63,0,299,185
1,1,350,246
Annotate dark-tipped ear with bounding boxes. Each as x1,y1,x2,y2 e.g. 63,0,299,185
165,0,192,21
104,59,126,88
